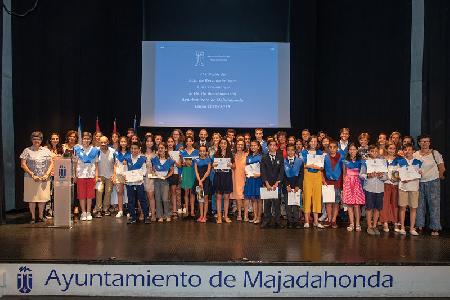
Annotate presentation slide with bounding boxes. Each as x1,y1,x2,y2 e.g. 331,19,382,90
141,41,290,128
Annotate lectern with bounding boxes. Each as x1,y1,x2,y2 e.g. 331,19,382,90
53,158,73,227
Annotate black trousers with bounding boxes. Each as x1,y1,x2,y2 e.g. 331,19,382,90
263,197,281,224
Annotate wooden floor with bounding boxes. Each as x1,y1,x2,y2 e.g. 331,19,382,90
0,213,449,265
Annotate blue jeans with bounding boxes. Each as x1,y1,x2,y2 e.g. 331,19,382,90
126,184,148,221
416,179,441,230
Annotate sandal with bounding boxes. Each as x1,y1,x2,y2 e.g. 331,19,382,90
346,224,354,232
225,218,232,223
355,225,362,232
216,218,222,224
431,231,439,236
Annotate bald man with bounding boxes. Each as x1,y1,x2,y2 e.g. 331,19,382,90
95,136,115,218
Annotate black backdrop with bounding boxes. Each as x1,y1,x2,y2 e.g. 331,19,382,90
423,0,450,228
12,0,415,210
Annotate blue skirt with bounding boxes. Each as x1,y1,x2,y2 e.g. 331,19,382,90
244,177,262,199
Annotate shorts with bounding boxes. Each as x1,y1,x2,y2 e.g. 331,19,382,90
167,174,179,186
331,187,342,204
398,190,419,208
364,191,383,210
77,178,96,199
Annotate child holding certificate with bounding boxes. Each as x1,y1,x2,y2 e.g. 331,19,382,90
301,135,325,228
178,136,199,219
360,145,388,235
260,140,284,228
73,132,100,221
380,142,401,232
283,144,304,229
151,142,174,222
194,145,212,223
397,143,422,235
213,138,234,223
244,141,263,224
342,144,365,231
167,137,181,219
124,141,149,224
323,140,344,229
113,136,130,218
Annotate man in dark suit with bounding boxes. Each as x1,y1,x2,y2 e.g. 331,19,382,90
260,140,285,228
194,128,210,149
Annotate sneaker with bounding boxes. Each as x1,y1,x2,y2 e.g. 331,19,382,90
394,226,401,233
431,231,440,236
104,210,111,216
177,208,182,215
383,225,389,232
166,217,171,222
46,209,53,219
80,212,87,221
314,223,325,229
331,222,338,229
158,218,164,223
398,229,406,235
182,208,187,215
94,212,103,218
86,212,93,221
347,224,354,231
355,225,362,232
127,219,136,224
116,211,123,218
367,228,375,235
373,228,381,235
410,229,419,236
303,223,310,229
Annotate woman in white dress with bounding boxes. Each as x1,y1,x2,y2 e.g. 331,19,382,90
20,131,54,223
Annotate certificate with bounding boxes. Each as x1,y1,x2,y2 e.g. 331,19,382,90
398,166,421,181
148,174,166,180
365,159,388,173
214,158,231,170
124,170,143,183
322,185,336,203
287,191,302,206
245,162,260,177
183,156,198,162
306,154,324,168
168,151,180,162
260,187,279,199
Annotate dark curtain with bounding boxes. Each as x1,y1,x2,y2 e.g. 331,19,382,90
423,0,450,229
12,0,412,208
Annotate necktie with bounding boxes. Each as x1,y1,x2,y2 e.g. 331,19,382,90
270,154,275,162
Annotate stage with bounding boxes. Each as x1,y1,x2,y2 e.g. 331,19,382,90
1,215,449,265
1,214,450,297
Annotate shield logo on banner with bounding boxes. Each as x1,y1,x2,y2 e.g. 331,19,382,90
17,266,33,294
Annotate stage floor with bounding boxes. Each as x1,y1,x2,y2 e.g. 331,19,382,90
0,215,449,265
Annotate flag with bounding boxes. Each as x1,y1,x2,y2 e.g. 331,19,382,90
133,115,137,133
113,118,117,134
77,115,82,144
96,116,101,133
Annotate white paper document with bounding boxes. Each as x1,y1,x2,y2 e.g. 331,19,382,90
287,191,301,206
322,185,336,203
398,165,421,181
168,151,180,162
245,162,260,177
124,170,144,183
306,154,324,168
260,187,279,199
214,158,231,170
365,158,388,174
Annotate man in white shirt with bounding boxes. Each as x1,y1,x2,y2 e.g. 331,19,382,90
95,136,115,218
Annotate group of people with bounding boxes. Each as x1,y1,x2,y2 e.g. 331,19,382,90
20,127,446,236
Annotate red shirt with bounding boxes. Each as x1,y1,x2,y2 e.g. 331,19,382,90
325,153,343,189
